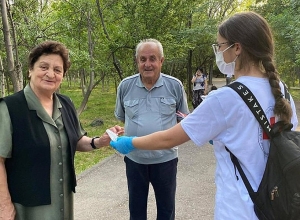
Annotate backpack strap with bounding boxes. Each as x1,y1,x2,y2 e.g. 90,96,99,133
227,82,272,136
226,81,292,204
226,81,273,202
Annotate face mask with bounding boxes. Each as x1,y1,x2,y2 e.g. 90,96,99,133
215,51,238,77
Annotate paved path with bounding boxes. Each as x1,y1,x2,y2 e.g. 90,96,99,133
74,142,216,220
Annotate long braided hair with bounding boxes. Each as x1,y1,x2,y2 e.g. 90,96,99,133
218,11,292,124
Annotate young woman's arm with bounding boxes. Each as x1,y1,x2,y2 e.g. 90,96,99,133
133,123,190,150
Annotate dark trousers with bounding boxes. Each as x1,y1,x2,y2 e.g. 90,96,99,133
124,157,178,220
192,89,204,109
226,76,232,85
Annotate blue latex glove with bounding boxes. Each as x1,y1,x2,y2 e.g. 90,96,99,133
110,136,136,154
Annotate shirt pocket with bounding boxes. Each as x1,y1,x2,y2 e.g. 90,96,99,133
160,98,176,116
124,99,139,120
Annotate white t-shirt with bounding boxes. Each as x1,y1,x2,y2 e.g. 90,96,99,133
181,76,298,220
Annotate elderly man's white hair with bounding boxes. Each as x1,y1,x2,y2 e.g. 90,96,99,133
135,38,164,59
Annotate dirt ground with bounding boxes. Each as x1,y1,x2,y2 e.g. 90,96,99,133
295,101,300,113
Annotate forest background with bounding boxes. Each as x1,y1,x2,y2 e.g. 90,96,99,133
0,0,299,173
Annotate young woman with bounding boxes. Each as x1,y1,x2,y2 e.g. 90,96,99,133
191,67,207,108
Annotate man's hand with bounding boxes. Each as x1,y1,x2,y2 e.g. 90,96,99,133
109,125,124,136
176,111,188,119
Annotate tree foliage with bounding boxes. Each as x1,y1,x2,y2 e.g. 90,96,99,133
253,0,300,86
1,0,299,108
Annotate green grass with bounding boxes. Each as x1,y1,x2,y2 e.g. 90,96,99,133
60,82,122,174
290,89,300,101
60,82,300,175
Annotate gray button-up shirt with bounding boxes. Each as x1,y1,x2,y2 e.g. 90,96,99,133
115,73,189,164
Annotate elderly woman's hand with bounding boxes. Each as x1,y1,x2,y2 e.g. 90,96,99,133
97,125,125,147
0,157,16,220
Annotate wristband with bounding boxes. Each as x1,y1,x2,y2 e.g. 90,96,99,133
90,136,99,149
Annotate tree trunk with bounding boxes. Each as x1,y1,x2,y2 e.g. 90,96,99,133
1,0,22,92
186,13,193,101
77,10,97,116
187,49,193,101
7,1,23,89
0,56,5,97
96,0,123,80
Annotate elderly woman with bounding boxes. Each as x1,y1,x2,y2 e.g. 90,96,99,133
0,41,123,220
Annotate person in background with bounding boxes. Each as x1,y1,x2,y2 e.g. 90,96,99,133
0,40,123,220
110,12,298,220
200,84,218,104
191,67,207,108
114,38,189,220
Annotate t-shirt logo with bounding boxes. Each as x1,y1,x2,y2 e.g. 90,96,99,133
263,116,275,139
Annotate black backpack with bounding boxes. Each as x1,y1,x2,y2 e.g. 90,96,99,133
227,82,300,220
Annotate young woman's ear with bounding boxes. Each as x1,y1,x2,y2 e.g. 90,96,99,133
234,43,241,56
